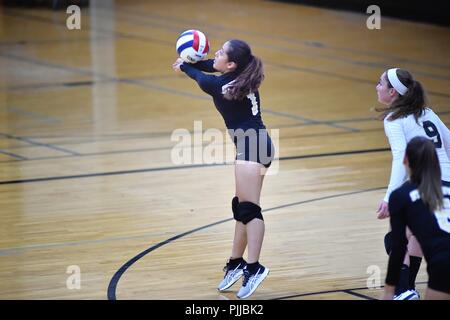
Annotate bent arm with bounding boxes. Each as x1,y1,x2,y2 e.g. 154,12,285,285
188,59,216,73
384,119,408,202
180,63,219,96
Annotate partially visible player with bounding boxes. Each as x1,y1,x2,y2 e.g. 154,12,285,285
383,137,450,300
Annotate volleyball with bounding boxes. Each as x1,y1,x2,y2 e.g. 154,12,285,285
176,29,210,63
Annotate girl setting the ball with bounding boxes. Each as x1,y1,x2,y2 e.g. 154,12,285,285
173,35,274,299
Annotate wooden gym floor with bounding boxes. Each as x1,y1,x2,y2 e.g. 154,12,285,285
0,0,449,300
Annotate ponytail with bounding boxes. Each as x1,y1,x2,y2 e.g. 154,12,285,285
224,56,264,100
406,137,443,211
223,39,264,101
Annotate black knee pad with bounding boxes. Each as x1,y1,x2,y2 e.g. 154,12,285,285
384,231,392,255
232,196,239,220
236,202,263,225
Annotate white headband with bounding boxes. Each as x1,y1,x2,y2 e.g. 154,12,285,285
387,68,408,95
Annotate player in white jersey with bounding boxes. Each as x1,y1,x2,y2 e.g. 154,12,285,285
375,68,450,299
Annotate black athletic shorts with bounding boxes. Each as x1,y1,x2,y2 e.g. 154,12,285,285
426,179,450,294
231,128,274,168
427,252,450,294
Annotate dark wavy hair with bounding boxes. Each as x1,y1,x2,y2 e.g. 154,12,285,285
376,68,427,122
406,136,443,212
223,39,264,100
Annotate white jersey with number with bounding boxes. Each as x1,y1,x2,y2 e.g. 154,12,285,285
383,108,450,202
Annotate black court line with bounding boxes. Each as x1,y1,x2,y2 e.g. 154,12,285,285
0,148,390,185
0,145,229,163
279,148,390,161
0,133,80,156
62,80,95,87
117,78,211,101
0,150,28,160
107,218,230,300
0,51,102,79
3,132,175,148
343,290,377,300
272,286,373,300
0,145,216,163
0,81,95,92
273,281,428,300
7,106,61,125
258,187,386,214
107,186,385,300
1,9,174,48
264,110,359,132
0,163,223,185
0,36,109,46
0,75,182,92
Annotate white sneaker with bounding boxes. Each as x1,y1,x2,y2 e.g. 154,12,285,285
218,260,246,291
394,289,420,300
236,265,269,299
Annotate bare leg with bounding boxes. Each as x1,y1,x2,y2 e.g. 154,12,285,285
231,221,247,259
246,219,265,263
403,253,410,266
234,160,267,264
407,235,423,257
403,228,423,265
406,230,423,290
